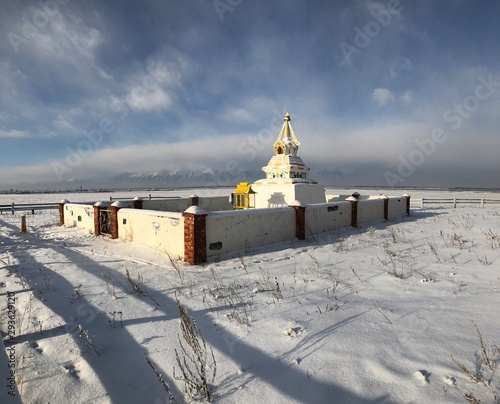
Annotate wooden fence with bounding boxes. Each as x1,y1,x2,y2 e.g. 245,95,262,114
0,202,60,215
413,198,500,209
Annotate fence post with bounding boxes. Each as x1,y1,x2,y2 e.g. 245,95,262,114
182,206,207,265
59,199,69,226
481,198,484,208
11,202,14,215
421,198,424,209
346,196,358,227
453,198,457,208
20,215,26,233
289,201,306,240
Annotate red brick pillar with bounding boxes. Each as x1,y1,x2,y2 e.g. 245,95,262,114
93,203,101,235
382,195,389,221
403,194,411,215
346,196,358,227
110,202,124,239
182,206,207,265
133,197,143,209
190,194,199,206
59,199,69,226
289,201,306,240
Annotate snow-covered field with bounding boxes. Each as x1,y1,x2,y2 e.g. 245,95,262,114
1,189,499,403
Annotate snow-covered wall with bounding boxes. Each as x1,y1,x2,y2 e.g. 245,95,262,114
117,209,184,257
357,199,385,225
205,207,296,256
63,203,94,232
61,194,408,263
326,194,383,202
304,202,352,236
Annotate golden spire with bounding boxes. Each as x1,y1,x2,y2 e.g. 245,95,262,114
273,112,300,155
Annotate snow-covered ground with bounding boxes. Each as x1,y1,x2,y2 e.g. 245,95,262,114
1,189,499,403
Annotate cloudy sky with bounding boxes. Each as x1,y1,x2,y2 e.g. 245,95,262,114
1,0,499,190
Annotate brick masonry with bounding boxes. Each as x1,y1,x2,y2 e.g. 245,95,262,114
290,205,306,240
383,197,389,220
404,195,411,215
182,211,207,265
110,206,120,239
58,202,65,226
93,206,100,235
348,199,358,227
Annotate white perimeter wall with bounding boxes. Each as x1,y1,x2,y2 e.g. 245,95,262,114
205,207,295,256
326,194,384,202
142,196,231,212
387,197,407,219
357,199,385,225
117,209,184,258
62,196,408,262
63,203,94,233
305,202,352,236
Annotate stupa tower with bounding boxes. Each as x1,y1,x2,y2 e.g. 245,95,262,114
251,112,326,207
257,112,317,184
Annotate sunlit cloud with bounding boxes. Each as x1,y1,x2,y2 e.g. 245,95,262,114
0,129,30,138
372,88,395,107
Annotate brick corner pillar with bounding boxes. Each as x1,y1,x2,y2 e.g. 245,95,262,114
190,194,199,206
403,193,411,216
110,202,125,239
346,196,358,227
59,199,69,226
289,201,306,240
93,202,102,235
382,195,389,221
133,196,143,209
182,206,208,265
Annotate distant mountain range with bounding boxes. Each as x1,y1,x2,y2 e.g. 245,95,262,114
59,168,263,190
5,168,355,192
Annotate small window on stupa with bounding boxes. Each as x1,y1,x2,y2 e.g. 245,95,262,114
277,146,283,154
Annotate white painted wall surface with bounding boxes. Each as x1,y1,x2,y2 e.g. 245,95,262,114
142,199,190,212
253,183,326,208
141,196,232,212
117,209,184,258
326,194,384,202
357,199,385,225
387,197,407,219
205,207,295,256
63,203,95,232
305,202,352,236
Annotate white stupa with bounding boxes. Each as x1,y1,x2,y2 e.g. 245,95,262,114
251,112,326,208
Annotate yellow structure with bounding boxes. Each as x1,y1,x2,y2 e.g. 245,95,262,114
231,182,255,209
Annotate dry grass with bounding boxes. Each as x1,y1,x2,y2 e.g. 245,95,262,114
174,297,216,402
